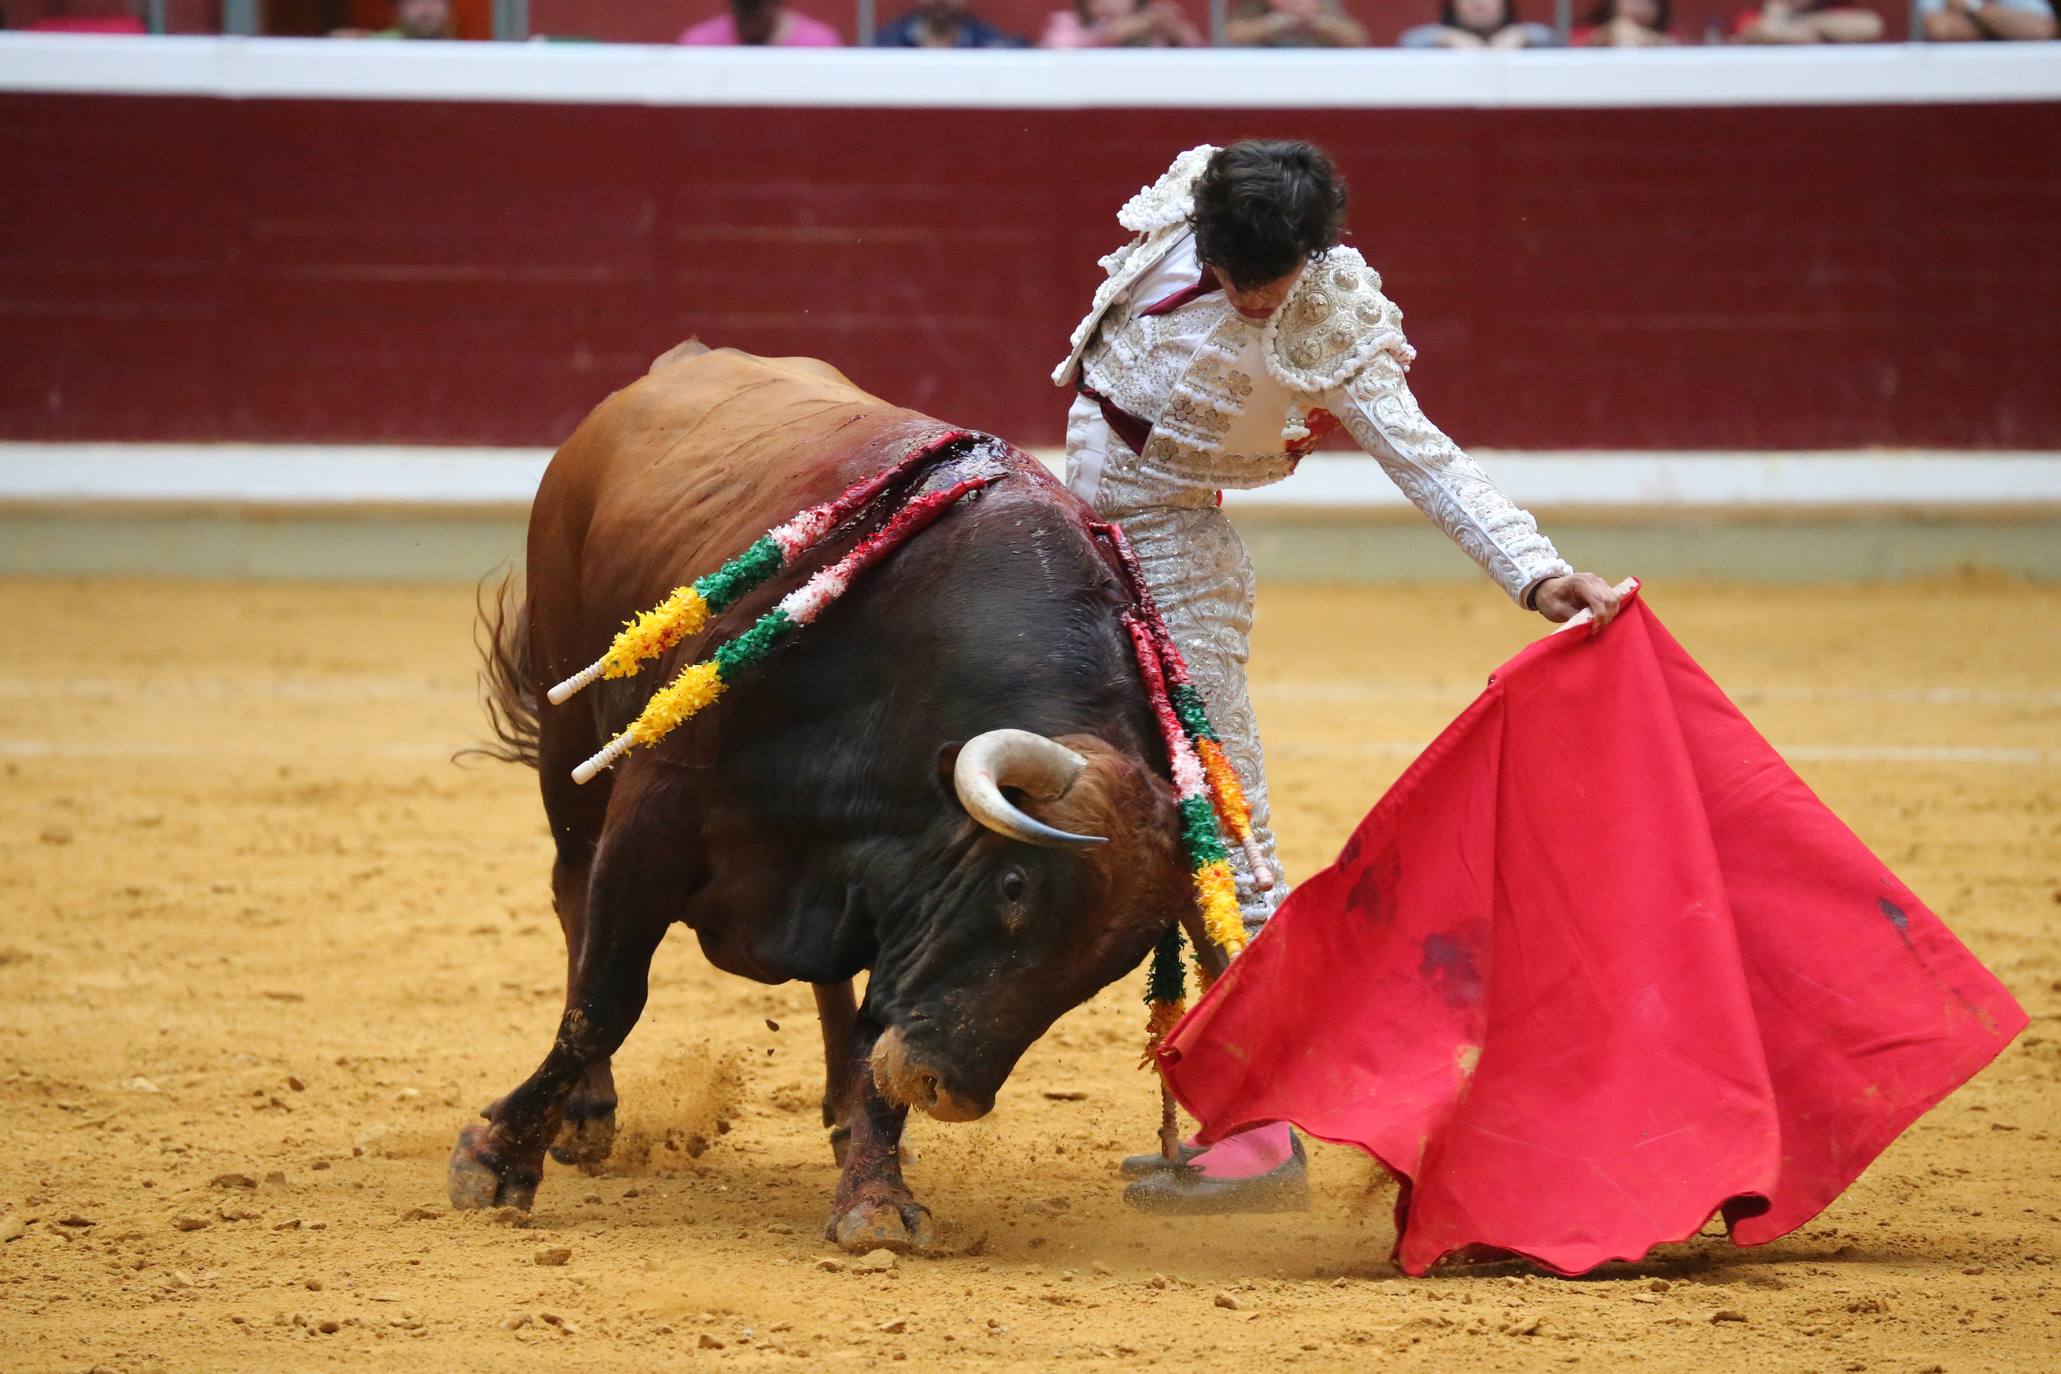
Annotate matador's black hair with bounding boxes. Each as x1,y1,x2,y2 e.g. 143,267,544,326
1189,140,1348,292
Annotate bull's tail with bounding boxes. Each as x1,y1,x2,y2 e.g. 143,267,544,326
458,569,542,769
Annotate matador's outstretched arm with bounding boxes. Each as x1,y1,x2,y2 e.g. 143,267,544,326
1331,352,1573,609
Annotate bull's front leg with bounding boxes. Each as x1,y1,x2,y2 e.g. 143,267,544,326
824,1017,937,1254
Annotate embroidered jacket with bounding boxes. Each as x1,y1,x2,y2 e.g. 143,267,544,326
1054,145,1571,605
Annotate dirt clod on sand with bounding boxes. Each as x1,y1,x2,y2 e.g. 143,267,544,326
0,576,2056,1372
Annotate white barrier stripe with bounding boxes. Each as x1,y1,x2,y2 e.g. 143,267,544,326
0,445,553,506
7,446,2061,511
3,37,2059,111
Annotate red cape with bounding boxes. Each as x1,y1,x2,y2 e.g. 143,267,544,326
1160,586,2027,1276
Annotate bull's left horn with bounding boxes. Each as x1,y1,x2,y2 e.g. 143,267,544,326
953,729,1107,849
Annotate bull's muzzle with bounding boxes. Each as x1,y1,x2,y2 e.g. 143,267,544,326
869,1026,991,1122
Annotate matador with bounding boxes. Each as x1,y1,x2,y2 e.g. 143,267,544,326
1054,140,1621,1211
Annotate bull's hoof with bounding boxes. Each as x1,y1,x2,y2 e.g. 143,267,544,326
549,1110,617,1171
447,1123,540,1212
828,1196,938,1254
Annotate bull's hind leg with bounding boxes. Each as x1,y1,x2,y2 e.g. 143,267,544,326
449,851,667,1212
548,859,621,1170
537,735,621,1170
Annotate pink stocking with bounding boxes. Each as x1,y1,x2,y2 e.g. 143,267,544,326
1189,1122,1292,1179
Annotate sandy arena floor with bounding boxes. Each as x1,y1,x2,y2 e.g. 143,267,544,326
0,574,2056,1373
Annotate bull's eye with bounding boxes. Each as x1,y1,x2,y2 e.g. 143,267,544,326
1000,868,1028,905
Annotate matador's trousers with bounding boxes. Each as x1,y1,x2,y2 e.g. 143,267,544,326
1108,501,1290,936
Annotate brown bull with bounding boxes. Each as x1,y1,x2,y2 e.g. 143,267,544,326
452,345,1192,1249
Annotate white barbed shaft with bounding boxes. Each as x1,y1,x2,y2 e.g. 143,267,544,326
570,732,635,785
1242,838,1276,892
547,659,607,706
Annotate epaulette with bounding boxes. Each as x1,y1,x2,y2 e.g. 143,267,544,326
1262,246,1416,397
1116,144,1218,234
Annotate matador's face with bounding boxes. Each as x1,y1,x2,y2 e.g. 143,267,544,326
1220,263,1305,322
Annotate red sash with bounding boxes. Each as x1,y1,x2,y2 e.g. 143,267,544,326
1076,264,1226,460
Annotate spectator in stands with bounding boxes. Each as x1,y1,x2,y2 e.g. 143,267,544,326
1919,0,2056,39
680,0,842,44
1576,0,1673,42
334,0,455,39
876,0,1030,44
1041,0,1203,45
18,0,144,31
1400,0,1554,45
1225,0,1369,45
1734,0,1882,40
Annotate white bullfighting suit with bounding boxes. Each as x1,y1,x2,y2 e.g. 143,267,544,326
1056,145,1571,933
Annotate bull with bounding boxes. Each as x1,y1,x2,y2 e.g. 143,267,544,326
451,345,1195,1250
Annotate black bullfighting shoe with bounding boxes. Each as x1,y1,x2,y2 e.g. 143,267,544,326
1429,1243,1528,1273
1120,1140,1204,1178
1121,1131,1309,1215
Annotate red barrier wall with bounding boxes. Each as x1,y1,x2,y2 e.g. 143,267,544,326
3,93,2056,450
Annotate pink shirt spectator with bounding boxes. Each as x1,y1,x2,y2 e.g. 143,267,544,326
1040,0,1203,45
1041,9,1105,43
678,9,844,44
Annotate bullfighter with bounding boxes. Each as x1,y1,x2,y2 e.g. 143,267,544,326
1055,139,1622,1212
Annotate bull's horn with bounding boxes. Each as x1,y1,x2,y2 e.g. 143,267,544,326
953,729,1107,849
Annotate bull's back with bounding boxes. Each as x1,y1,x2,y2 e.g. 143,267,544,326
526,348,956,695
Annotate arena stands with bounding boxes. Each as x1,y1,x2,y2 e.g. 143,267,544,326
10,0,2026,42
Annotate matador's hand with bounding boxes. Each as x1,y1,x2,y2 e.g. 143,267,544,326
1531,572,1622,633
